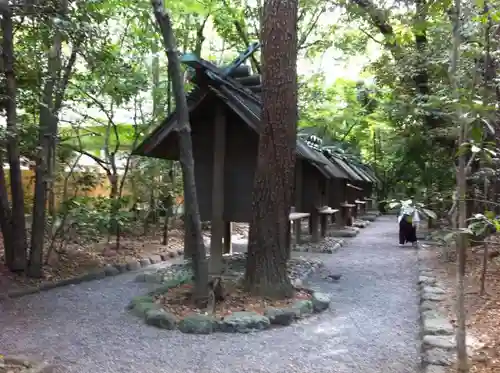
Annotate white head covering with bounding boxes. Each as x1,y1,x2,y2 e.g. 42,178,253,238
398,204,421,225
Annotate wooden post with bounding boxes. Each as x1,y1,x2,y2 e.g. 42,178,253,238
295,160,303,211
209,105,226,274
294,220,301,245
311,210,320,242
286,219,291,259
346,206,353,226
352,197,358,218
320,213,327,237
295,160,304,238
223,221,232,254
339,206,347,227
340,202,354,227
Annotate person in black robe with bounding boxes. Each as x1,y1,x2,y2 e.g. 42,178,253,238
398,206,419,247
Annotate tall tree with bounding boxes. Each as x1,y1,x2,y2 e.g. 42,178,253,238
449,0,468,370
244,0,299,297
29,0,69,277
0,4,28,272
151,0,209,307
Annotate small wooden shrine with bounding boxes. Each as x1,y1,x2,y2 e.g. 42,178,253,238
133,45,356,270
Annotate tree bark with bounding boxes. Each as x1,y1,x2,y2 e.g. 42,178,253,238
28,0,66,277
1,5,27,272
152,0,209,307
449,0,468,370
244,0,298,298
182,15,205,260
0,150,13,266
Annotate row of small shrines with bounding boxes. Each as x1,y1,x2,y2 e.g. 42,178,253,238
132,51,379,272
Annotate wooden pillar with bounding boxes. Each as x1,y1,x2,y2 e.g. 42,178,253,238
295,160,303,211
339,206,347,227
294,220,301,245
346,206,353,226
223,221,232,254
311,210,320,242
340,203,353,227
295,160,303,241
209,105,226,274
355,202,361,217
320,213,328,237
286,219,292,259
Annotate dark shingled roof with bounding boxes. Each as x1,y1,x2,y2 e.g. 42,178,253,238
133,56,356,182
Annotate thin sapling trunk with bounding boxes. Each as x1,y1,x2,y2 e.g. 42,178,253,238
152,0,209,307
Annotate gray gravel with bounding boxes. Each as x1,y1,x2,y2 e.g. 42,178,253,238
0,216,419,373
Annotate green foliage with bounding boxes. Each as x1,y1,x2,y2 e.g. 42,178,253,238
58,196,136,239
466,212,500,238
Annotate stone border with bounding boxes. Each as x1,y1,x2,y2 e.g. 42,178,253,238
128,283,331,334
3,250,184,300
0,354,59,373
291,238,345,254
417,249,457,373
127,265,329,334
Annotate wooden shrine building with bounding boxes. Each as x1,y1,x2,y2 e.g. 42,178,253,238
133,48,353,271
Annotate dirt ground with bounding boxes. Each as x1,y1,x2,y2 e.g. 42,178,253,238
0,228,183,295
155,280,311,320
420,238,500,373
0,222,250,296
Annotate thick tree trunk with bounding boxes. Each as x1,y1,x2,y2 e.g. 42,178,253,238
29,3,65,277
152,0,208,307
1,6,27,272
244,0,298,298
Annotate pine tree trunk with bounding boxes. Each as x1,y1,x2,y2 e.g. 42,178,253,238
152,0,209,307
1,5,27,272
244,0,298,298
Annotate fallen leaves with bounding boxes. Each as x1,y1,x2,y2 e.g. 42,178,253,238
426,236,500,373
0,228,186,295
154,280,311,321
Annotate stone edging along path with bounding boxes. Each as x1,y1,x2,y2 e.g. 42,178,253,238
417,248,457,373
3,250,183,300
127,275,331,334
0,354,58,373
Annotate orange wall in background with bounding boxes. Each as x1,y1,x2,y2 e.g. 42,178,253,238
3,169,117,211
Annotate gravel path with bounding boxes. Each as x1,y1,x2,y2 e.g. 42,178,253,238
0,216,420,373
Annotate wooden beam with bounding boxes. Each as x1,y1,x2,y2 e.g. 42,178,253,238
209,104,226,274
223,221,232,254
294,160,303,211
294,160,304,244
